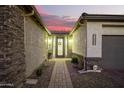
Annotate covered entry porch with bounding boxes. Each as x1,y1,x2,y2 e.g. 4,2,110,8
47,34,72,58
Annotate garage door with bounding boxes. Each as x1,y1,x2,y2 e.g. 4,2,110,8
102,35,124,70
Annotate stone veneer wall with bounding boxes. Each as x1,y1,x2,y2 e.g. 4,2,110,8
0,6,25,87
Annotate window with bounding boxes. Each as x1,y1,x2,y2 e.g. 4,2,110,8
92,34,96,46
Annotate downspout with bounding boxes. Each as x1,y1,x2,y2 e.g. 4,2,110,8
84,19,87,71
83,14,88,71
22,9,35,77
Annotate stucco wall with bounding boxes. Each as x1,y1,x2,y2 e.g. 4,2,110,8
67,36,72,57
102,25,124,35
87,22,102,57
52,35,56,58
65,36,68,57
72,25,87,56
24,17,48,77
87,22,124,58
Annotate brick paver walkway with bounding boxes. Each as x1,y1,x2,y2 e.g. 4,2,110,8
48,58,73,88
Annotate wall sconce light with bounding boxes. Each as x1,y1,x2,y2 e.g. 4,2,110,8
48,37,52,45
69,37,73,45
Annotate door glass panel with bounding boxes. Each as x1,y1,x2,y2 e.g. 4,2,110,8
57,38,63,56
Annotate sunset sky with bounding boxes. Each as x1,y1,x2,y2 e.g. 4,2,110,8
35,5,124,33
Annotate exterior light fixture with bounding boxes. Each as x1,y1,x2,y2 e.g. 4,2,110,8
48,37,52,51
48,37,52,44
69,36,73,44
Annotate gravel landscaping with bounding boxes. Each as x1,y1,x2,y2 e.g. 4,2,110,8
24,59,55,88
66,60,124,88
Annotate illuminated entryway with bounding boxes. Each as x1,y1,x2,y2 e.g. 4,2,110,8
56,37,65,57
49,34,72,58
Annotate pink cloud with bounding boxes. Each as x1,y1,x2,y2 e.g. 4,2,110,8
35,6,77,33
43,16,65,25
62,16,78,22
35,5,48,16
47,26,72,32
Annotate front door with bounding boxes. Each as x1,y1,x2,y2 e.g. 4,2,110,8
56,37,65,57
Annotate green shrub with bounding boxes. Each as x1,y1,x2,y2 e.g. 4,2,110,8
48,52,52,59
36,67,42,77
71,57,78,64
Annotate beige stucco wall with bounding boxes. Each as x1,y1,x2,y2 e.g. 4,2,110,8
65,35,68,57
52,35,56,58
67,35,72,57
24,17,48,77
87,22,102,57
102,25,124,35
87,22,124,58
72,24,87,56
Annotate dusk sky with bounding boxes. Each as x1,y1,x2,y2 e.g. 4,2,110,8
35,5,124,33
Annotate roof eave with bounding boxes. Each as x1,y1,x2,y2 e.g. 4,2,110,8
69,16,83,35
31,6,51,35
69,13,124,35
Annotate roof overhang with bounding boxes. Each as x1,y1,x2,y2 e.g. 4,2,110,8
51,31,70,34
19,5,51,35
70,12,124,35
81,13,124,22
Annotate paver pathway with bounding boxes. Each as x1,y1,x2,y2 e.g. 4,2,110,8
48,58,73,88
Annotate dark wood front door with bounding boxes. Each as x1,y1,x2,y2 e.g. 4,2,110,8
56,37,65,58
